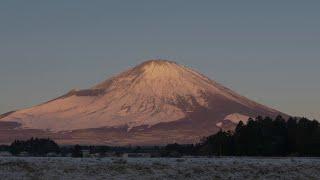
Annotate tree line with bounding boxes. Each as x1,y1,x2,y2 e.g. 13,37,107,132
4,116,320,157
163,116,320,157
9,138,60,156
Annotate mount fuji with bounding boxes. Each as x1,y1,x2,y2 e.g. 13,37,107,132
0,60,286,145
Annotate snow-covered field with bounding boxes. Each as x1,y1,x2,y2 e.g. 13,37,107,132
0,157,319,180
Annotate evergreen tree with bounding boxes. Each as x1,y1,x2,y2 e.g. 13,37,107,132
9,138,60,156
71,145,83,158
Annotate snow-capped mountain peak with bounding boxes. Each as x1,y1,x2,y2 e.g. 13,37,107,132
0,60,285,145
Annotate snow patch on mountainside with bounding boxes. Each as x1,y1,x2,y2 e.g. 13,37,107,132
224,113,251,124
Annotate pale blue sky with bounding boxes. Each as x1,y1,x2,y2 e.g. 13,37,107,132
0,1,319,119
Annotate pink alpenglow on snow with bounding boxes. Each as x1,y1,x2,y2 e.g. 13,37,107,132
0,60,286,145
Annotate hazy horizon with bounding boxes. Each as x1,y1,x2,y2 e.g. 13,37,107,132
1,1,319,120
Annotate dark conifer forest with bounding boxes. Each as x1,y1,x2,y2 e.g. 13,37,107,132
9,138,60,156
163,116,320,157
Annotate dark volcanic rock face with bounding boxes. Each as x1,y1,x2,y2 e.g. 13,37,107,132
0,60,286,145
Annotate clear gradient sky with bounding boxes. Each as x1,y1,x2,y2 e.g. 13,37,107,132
0,1,319,119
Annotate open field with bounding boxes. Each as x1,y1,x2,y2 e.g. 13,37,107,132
0,157,319,180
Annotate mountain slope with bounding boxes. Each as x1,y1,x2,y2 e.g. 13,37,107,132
0,60,285,145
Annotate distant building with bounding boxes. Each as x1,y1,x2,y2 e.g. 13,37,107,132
88,153,100,158
122,153,151,158
0,151,12,157
81,150,90,157
18,151,29,157
46,152,59,157
99,152,115,158
65,153,73,157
